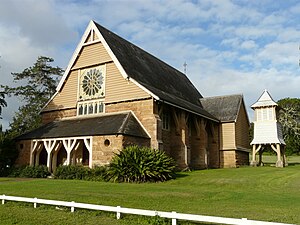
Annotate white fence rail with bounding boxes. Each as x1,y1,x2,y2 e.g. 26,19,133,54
0,194,295,225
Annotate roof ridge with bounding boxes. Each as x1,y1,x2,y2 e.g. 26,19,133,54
60,111,130,121
201,93,243,100
118,112,131,134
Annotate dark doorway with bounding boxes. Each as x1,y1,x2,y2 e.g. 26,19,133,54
39,147,47,166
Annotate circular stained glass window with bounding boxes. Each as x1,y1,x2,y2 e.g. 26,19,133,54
82,68,103,96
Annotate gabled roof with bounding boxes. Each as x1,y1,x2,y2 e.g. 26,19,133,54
16,112,150,140
200,94,245,122
94,22,203,105
51,20,218,122
251,89,277,108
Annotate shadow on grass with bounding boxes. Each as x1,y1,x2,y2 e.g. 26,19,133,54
259,162,300,167
174,173,190,179
286,162,300,166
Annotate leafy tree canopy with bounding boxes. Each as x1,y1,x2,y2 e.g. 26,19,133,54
277,98,300,155
1,56,63,137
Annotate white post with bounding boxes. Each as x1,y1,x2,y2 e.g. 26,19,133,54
66,152,71,166
172,211,177,225
116,206,121,219
250,144,257,166
34,197,37,208
241,218,248,225
71,201,75,212
84,137,93,168
46,152,51,171
2,195,5,204
44,140,57,172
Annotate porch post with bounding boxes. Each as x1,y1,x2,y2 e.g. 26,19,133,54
46,152,52,170
250,144,257,166
62,139,77,166
43,140,57,172
275,143,283,168
282,145,288,167
84,137,93,168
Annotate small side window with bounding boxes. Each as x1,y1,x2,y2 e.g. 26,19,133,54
162,112,170,131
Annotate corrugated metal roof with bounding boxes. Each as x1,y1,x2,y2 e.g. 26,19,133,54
15,112,150,140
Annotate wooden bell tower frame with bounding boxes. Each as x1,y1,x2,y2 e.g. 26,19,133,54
250,90,287,167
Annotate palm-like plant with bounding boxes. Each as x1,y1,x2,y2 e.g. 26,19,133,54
106,145,176,183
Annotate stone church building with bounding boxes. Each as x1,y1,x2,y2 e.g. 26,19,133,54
15,21,250,172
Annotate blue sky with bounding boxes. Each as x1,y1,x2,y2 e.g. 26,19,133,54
0,0,299,129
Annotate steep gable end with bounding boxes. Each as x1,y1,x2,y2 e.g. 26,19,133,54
42,21,150,113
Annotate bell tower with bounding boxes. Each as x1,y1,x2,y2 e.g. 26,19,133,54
250,90,287,167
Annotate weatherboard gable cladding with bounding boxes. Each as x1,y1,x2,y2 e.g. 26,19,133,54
43,21,150,113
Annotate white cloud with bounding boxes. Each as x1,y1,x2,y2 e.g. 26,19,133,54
0,0,74,47
0,0,299,130
257,42,299,67
240,40,257,49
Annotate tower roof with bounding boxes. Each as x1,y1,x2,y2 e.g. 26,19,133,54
251,89,277,108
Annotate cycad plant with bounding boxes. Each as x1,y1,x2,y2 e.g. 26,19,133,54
106,145,176,183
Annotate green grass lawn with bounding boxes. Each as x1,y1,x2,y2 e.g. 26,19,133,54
258,154,300,166
0,165,299,224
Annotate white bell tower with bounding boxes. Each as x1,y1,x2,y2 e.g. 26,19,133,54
250,90,287,167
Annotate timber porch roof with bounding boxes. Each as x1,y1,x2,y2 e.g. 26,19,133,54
16,112,149,140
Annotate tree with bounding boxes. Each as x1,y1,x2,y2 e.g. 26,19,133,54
0,91,7,119
1,56,63,137
277,98,300,155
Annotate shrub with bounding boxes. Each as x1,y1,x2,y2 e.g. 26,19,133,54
88,166,108,181
54,165,89,180
8,165,50,178
53,165,107,181
106,145,176,183
7,166,23,177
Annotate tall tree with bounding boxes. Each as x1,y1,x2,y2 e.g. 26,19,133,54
0,91,7,119
277,98,300,155
1,56,63,137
